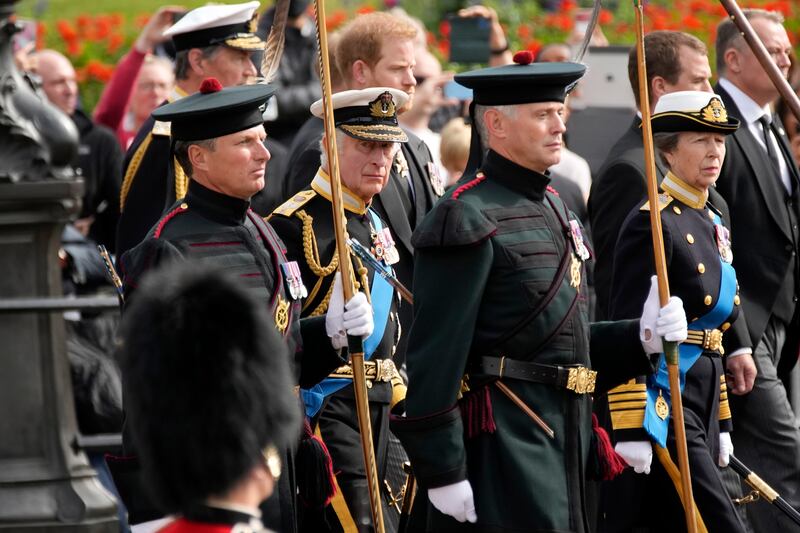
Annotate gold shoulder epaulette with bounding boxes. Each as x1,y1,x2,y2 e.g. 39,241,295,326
640,193,673,212
271,190,317,218
152,120,171,137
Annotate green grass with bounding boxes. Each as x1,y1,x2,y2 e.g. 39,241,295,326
14,0,210,22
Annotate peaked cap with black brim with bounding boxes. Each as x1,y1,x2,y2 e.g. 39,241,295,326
650,91,740,135
152,79,277,141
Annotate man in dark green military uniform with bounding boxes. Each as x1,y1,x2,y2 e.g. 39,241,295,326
391,57,691,532
116,80,374,532
270,87,409,533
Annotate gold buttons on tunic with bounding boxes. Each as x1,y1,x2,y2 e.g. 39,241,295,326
673,206,682,215
734,295,741,305
697,263,705,274
704,295,713,306
686,234,695,244
180,202,189,209
721,322,731,331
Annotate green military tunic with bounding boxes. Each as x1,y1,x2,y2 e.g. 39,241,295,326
392,150,654,533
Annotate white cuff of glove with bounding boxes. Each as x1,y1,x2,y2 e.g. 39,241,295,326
640,276,688,354
719,431,733,467
615,440,652,474
428,480,477,523
325,273,347,349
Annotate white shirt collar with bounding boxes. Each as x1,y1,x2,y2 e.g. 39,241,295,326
718,77,771,124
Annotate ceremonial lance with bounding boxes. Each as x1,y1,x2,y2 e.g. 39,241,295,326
311,1,385,530
633,2,697,532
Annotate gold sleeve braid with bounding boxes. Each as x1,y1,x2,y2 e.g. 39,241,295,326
608,379,647,431
718,374,731,421
119,132,153,212
174,158,189,200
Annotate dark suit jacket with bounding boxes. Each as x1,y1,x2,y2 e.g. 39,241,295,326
714,83,800,361
589,117,731,321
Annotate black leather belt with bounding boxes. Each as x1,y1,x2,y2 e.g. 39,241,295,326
475,356,597,394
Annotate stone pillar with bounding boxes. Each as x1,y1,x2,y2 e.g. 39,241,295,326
0,1,118,530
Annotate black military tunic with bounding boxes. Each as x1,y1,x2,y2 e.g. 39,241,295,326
117,179,343,533
392,150,655,533
269,170,406,533
602,171,749,533
116,90,290,258
116,91,186,259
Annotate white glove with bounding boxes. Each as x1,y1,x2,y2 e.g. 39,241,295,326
343,291,373,337
428,480,477,523
325,273,374,350
615,440,653,474
719,431,733,467
640,275,688,354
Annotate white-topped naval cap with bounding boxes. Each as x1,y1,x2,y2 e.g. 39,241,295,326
310,87,409,143
164,1,264,51
651,90,739,134
653,91,723,115
310,87,409,118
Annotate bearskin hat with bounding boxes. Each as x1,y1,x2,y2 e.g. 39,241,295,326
118,264,301,512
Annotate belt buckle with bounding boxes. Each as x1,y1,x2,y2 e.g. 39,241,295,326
704,329,724,354
566,366,597,394
375,359,395,382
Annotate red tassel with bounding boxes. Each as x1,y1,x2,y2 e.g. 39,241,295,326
513,50,534,65
296,418,337,508
199,77,223,94
592,413,626,480
460,385,497,438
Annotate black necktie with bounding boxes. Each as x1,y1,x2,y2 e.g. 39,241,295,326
758,115,783,177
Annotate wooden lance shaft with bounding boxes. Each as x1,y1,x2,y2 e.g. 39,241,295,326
312,1,385,531
634,3,697,532
718,0,800,123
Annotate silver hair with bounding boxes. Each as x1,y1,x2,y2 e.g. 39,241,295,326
174,45,221,80
319,129,348,171
473,104,517,145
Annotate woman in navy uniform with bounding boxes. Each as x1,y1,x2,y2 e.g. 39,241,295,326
605,91,752,533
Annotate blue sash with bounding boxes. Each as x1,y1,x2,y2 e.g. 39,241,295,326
301,209,395,418
643,212,737,447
